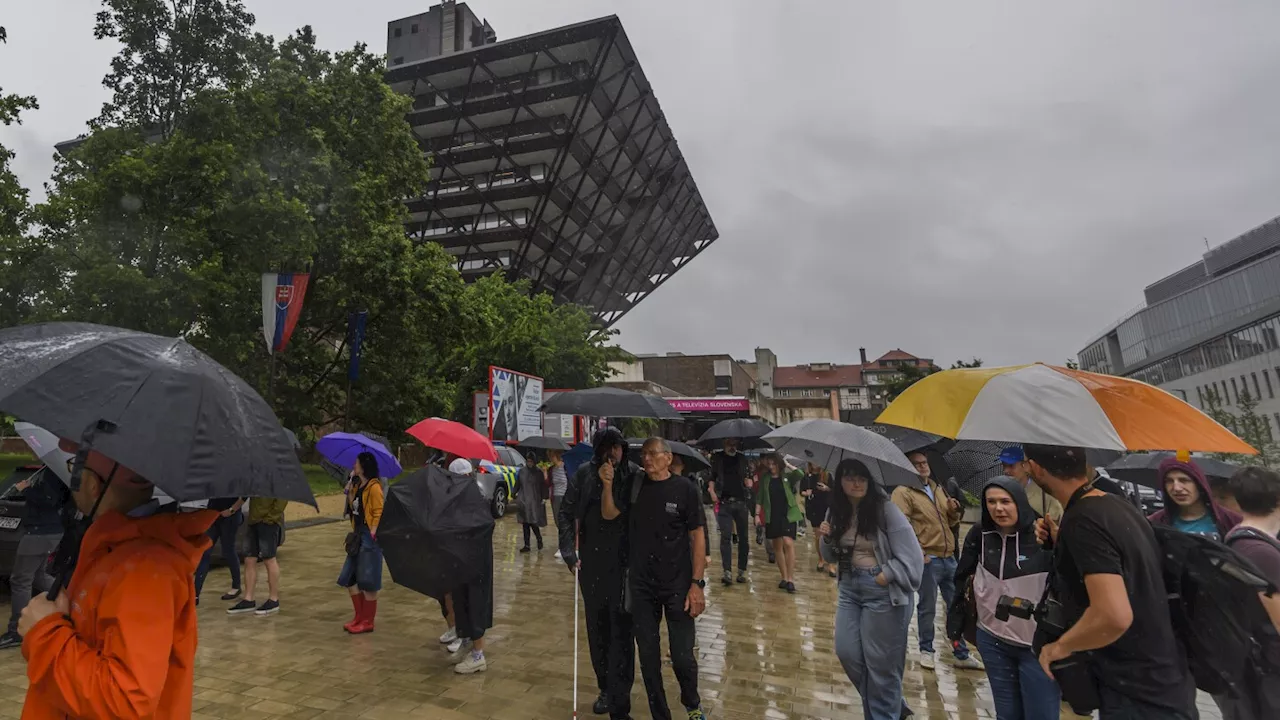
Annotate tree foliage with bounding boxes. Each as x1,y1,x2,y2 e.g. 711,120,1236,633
0,25,41,324
951,358,983,369
882,364,933,403
1064,358,1080,370
1202,388,1278,468
14,9,617,442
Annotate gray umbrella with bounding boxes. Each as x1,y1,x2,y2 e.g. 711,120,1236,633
517,435,572,452
696,418,773,450
0,322,314,506
762,418,922,488
13,421,74,484
539,387,682,420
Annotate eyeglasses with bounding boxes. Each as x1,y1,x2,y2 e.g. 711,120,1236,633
640,450,672,458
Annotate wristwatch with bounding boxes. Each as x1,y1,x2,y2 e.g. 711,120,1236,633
692,578,706,589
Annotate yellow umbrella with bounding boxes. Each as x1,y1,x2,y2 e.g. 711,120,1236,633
876,363,1255,455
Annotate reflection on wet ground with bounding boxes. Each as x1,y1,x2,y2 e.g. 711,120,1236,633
0,511,1222,719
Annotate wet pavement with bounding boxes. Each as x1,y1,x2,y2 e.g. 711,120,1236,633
0,510,1223,719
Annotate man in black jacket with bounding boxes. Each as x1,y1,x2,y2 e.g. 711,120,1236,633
0,466,71,649
558,427,638,719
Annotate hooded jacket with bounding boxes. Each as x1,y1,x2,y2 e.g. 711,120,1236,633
1147,458,1241,538
21,508,217,720
948,477,1052,647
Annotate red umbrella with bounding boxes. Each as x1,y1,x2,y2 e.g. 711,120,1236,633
406,417,497,462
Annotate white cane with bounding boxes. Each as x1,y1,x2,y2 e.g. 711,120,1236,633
573,566,580,719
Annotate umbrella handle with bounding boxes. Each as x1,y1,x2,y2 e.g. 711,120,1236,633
573,566,579,720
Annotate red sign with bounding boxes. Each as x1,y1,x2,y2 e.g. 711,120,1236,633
667,397,750,413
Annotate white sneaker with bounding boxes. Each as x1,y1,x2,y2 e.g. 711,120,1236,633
454,652,487,674
920,651,936,670
449,640,471,659
439,627,457,644
953,654,984,670
554,550,562,560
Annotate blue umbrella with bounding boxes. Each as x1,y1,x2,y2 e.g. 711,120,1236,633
316,432,402,478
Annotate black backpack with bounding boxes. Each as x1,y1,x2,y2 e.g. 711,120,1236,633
1153,524,1280,698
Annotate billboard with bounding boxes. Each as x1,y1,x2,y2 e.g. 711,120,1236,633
488,367,545,442
474,388,581,442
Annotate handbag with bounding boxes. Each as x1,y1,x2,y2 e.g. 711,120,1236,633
344,531,360,556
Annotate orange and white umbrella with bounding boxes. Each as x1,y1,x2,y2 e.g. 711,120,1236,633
876,363,1255,455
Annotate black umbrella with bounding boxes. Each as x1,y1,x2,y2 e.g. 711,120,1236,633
697,418,773,450
870,425,955,455
945,440,1126,494
0,322,313,506
516,435,571,452
539,387,682,420
1106,452,1241,491
379,465,494,600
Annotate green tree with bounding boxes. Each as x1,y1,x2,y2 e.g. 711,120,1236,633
882,364,933,402
92,0,257,136
951,358,983,369
1065,358,1080,370
1202,388,1278,468
0,26,41,326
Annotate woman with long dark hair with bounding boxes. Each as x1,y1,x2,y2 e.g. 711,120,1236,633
819,458,923,720
338,451,385,634
800,463,835,576
757,454,803,591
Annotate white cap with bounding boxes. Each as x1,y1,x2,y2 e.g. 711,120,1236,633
449,458,474,475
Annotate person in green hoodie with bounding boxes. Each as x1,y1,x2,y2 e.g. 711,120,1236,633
758,454,804,593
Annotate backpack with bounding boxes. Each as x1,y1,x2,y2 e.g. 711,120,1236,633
1153,524,1280,698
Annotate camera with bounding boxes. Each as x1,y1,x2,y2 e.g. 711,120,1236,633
994,595,1037,622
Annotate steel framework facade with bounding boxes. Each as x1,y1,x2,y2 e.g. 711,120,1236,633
384,16,718,326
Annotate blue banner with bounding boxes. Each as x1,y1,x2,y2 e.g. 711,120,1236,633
347,311,368,383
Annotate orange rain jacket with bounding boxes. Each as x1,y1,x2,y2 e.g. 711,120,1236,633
21,508,217,720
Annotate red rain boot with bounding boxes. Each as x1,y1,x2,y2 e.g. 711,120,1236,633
350,598,377,634
343,594,364,633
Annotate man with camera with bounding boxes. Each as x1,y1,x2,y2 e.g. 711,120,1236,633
1026,444,1195,719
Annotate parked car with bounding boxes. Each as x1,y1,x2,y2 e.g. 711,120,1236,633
0,464,44,578
477,444,525,518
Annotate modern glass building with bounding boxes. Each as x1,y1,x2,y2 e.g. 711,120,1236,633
384,2,718,326
1078,215,1280,437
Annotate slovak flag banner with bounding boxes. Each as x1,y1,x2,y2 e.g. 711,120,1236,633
261,272,310,354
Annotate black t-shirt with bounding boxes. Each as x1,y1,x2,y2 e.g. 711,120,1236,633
712,453,748,501
629,474,705,593
1054,493,1195,712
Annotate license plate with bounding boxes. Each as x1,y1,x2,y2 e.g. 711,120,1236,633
0,517,18,530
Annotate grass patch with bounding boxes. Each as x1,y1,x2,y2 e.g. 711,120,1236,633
302,464,421,497
0,453,36,480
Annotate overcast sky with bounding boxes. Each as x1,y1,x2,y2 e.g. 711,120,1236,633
5,1,1280,368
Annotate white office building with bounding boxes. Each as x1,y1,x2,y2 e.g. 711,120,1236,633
1078,215,1280,439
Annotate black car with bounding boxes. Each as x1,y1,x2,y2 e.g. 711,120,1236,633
0,464,45,578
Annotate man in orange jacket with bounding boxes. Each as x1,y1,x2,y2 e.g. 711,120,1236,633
18,442,217,719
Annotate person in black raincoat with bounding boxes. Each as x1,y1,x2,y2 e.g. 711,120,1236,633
557,427,638,719
949,477,1058,719
516,452,548,552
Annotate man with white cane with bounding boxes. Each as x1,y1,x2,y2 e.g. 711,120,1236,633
558,427,637,719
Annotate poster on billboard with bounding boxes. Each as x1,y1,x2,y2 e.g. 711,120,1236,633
488,367,545,442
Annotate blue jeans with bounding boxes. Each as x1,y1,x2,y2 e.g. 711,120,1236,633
336,527,383,593
917,555,970,659
976,627,1060,720
835,567,912,720
194,512,242,598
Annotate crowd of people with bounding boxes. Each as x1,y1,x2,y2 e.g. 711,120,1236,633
7,421,1280,720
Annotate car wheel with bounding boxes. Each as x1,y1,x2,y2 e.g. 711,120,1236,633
492,485,508,518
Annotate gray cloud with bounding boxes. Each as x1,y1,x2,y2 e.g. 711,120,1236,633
5,1,1280,368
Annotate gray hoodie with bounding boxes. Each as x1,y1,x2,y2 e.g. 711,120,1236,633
820,497,924,607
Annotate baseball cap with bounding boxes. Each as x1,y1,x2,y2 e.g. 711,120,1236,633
449,458,474,475
997,447,1025,465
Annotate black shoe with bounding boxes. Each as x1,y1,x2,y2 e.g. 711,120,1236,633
221,589,242,601
721,571,733,586
786,581,796,594
519,546,531,553
736,571,747,584
593,693,609,715
778,579,787,589
0,631,22,650
227,600,257,615
195,596,200,606
537,543,544,551
255,599,281,616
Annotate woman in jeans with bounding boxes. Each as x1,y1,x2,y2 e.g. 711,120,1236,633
338,452,385,634
948,477,1058,720
819,458,923,720
194,497,245,604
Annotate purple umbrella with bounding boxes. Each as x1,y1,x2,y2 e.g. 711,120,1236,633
316,432,402,478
